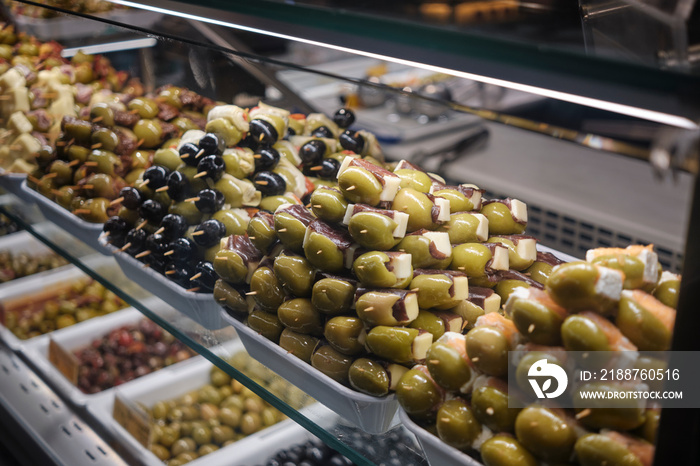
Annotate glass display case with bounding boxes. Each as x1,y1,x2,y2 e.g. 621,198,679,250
0,1,698,465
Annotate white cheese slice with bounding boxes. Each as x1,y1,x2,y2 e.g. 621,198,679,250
490,245,510,271
595,266,623,302
0,68,25,91
422,231,452,259
392,211,409,238
8,111,32,134
452,276,469,301
379,174,401,202
388,253,413,282
516,238,538,263
434,196,451,222
473,213,489,242
510,199,528,223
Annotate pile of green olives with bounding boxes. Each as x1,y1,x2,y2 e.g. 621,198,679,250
145,352,312,466
0,249,68,282
5,277,127,339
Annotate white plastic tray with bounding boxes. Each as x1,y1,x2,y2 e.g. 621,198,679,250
22,304,197,407
13,10,163,41
101,237,226,330
20,180,106,253
0,230,75,290
0,173,33,202
221,309,400,434
399,409,482,466
0,254,139,351
89,348,318,466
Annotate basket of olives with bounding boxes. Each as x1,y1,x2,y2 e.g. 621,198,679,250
0,256,131,350
88,347,314,466
21,179,106,251
22,306,195,405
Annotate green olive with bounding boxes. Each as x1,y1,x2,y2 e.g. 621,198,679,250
249,267,286,313
222,149,255,179
277,299,324,336
508,294,564,346
425,339,472,392
205,118,242,146
524,261,555,285
487,237,534,271
324,316,365,356
172,117,200,133
171,437,196,456
211,425,235,444
218,406,242,428
312,278,355,316
278,328,319,364
635,409,660,443
494,280,530,304
128,97,159,119
133,119,163,149
471,385,520,433
480,435,538,466
560,314,611,352
653,277,680,308
87,149,121,177
396,367,443,422
213,249,249,285
616,291,672,351
572,382,646,430
394,169,433,192
311,345,353,385
410,274,465,310
211,209,248,236
158,87,183,109
546,261,619,314
259,195,300,213
433,188,472,212
338,166,383,206
247,212,277,253
438,212,487,244
348,358,390,396
170,201,203,225
410,310,446,341
353,251,412,289
197,444,219,456
366,326,427,365
303,230,345,273
84,173,120,199
274,210,310,253
214,280,248,314
395,233,452,269
465,326,509,376
240,412,262,435
150,444,170,461
78,198,110,223
247,310,284,343
274,253,315,297
47,160,74,186
153,147,183,172
575,433,645,466
63,118,92,143
349,212,400,250
436,398,482,450
91,128,119,153
89,103,115,127
392,188,439,232
591,254,646,289
481,201,526,235
74,63,94,84
515,405,576,462
450,243,492,278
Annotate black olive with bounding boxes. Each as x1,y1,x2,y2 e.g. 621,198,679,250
164,262,191,286
249,119,278,146
194,188,225,213
169,237,197,263
124,228,147,255
103,216,128,237
286,127,296,137
318,158,340,180
299,139,326,166
253,171,286,197
196,155,225,181
238,133,260,152
199,133,224,156
333,108,356,128
305,447,325,463
311,126,333,139
191,219,225,248
339,130,365,154
192,261,218,291
166,171,191,202
139,199,167,223
179,142,201,167
159,214,188,240
143,165,170,190
119,186,142,210
254,147,280,172
145,233,170,257
328,456,352,466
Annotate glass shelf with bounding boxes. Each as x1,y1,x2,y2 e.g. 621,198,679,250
0,198,430,466
9,0,700,125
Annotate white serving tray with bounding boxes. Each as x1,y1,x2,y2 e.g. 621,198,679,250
20,180,107,253
0,172,33,202
220,309,400,434
21,303,197,407
89,348,322,466
0,254,140,351
101,237,226,330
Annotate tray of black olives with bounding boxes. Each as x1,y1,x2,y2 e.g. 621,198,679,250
101,237,225,330
399,409,482,466
20,180,106,252
220,310,400,434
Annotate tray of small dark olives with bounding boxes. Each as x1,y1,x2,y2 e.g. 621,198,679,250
20,180,106,252
101,237,226,330
220,310,400,434
88,346,314,466
399,409,482,466
22,305,196,405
